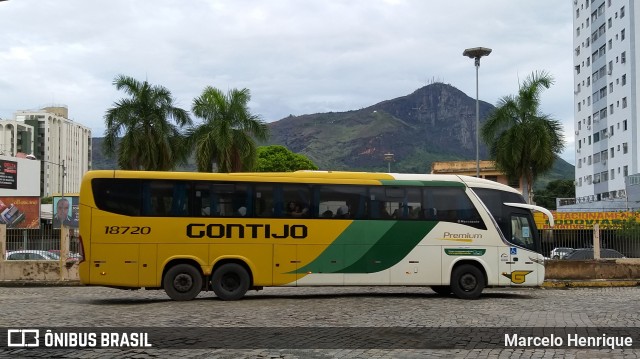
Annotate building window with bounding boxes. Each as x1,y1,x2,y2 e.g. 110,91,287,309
610,147,614,158
623,143,628,154
622,97,627,108
623,120,627,131
624,166,628,177
608,18,612,28
621,51,626,64
610,125,614,136
610,104,613,114
620,6,625,18
621,29,625,40
622,74,627,86
611,169,614,180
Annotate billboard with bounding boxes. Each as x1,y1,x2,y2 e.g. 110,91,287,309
0,196,40,229
0,160,18,190
534,211,639,230
53,196,79,229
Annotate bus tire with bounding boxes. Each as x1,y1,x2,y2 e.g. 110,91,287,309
430,285,452,296
450,264,485,300
211,263,250,301
163,264,203,301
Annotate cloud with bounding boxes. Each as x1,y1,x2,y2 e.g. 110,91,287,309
0,0,575,163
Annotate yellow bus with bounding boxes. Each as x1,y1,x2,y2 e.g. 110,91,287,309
78,170,553,300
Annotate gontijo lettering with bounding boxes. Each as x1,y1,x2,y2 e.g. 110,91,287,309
186,223,308,239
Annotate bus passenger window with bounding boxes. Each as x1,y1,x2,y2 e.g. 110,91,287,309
423,187,486,230
255,185,275,217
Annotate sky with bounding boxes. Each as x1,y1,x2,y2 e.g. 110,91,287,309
0,0,576,164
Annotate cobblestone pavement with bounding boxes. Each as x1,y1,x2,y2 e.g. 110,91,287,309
0,285,638,358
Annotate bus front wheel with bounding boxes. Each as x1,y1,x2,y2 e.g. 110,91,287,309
163,264,203,301
211,263,250,301
450,264,485,300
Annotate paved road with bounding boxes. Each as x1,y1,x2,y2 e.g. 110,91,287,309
0,285,639,358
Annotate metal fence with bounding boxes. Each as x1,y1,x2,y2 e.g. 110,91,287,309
540,227,640,259
5,226,82,257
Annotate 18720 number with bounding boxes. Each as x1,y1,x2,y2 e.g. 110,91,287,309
104,226,151,235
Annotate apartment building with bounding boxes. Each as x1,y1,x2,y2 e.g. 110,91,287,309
12,106,92,197
572,0,637,206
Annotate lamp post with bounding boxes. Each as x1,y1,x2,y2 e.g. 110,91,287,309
383,153,394,173
42,160,66,198
463,47,492,178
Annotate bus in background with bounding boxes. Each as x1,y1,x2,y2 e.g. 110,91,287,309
78,170,554,301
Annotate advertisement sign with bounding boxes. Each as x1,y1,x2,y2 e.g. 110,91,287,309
0,160,18,190
534,211,639,230
53,196,79,229
0,197,40,229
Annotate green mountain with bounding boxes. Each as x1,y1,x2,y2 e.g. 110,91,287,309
91,82,574,189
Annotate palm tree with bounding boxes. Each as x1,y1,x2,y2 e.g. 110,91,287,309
104,75,191,170
187,87,269,172
481,70,565,203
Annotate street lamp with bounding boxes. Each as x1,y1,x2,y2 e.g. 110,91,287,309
384,153,394,173
42,160,66,198
463,46,492,178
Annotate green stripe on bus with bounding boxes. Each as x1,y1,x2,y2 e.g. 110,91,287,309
379,180,465,187
295,221,395,274
338,221,436,273
295,220,437,274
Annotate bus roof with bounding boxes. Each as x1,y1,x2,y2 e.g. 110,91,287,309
81,170,519,192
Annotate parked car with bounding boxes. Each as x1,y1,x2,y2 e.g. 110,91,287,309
550,247,574,259
564,248,626,260
48,250,83,263
5,250,60,261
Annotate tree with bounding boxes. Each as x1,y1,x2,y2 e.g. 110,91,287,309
255,145,318,172
481,70,564,203
533,179,575,210
187,87,269,172
103,75,191,170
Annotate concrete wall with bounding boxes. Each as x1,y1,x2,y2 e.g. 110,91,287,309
545,258,640,280
0,223,79,281
0,260,78,281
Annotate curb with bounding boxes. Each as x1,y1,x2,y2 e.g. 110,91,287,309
0,280,83,287
542,280,640,288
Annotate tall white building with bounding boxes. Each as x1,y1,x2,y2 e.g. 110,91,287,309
572,0,637,205
13,106,92,197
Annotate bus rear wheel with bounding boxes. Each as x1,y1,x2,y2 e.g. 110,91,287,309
430,285,452,296
163,264,203,301
450,264,485,300
211,263,250,301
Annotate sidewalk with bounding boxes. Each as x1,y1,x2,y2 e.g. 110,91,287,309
541,279,640,288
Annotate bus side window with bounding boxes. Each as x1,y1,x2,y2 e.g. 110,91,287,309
423,187,486,230
255,185,275,217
